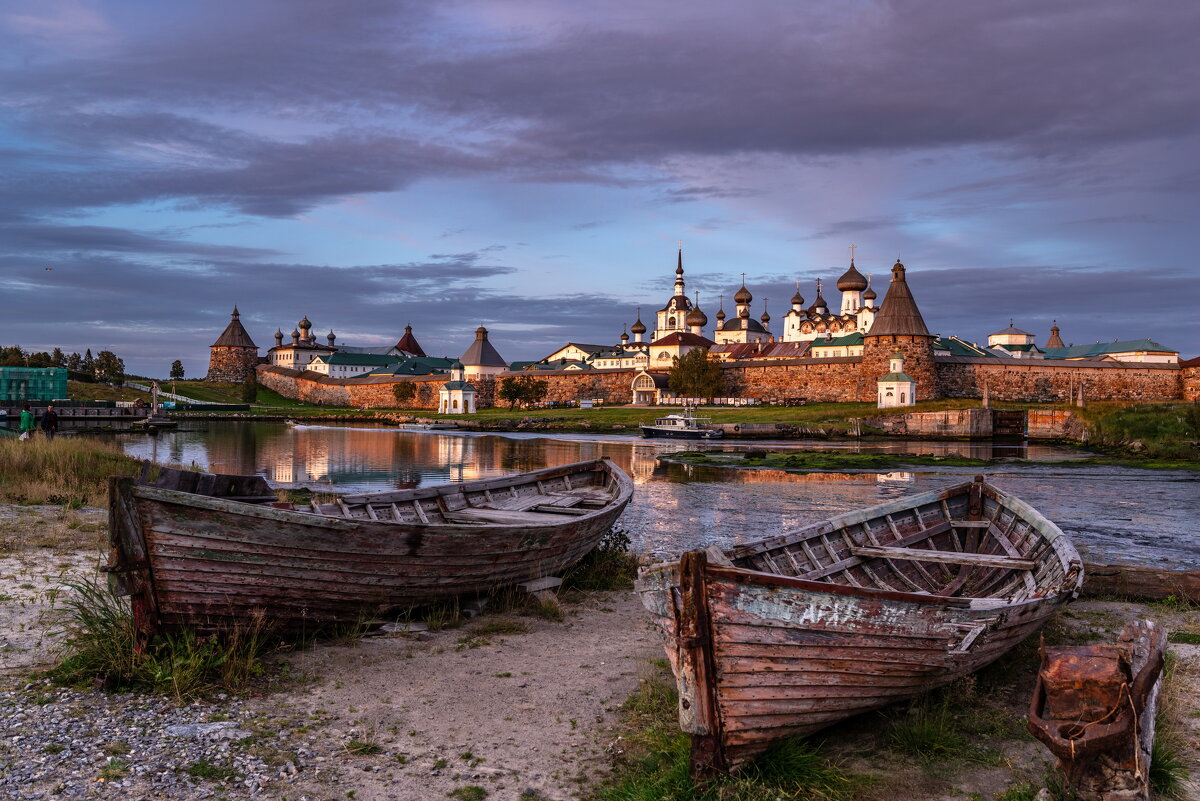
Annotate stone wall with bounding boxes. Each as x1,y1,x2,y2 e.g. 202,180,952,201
861,334,937,403
206,346,259,383
1027,409,1088,441
259,355,1187,411
870,408,995,438
720,358,867,403
937,358,1181,403
1183,362,1200,402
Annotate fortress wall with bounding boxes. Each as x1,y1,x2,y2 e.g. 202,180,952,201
937,359,1181,403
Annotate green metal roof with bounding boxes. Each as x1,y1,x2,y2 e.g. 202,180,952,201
1043,339,1176,360
809,332,864,349
878,371,915,383
441,380,474,391
932,337,991,357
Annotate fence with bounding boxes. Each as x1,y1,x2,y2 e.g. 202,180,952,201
659,397,760,407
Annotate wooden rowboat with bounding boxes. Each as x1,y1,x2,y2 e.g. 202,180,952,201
636,476,1083,776
107,458,633,635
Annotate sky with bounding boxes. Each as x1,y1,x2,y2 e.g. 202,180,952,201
1,0,1198,377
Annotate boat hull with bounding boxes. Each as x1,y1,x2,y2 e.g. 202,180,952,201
639,426,723,439
108,458,633,634
637,478,1082,775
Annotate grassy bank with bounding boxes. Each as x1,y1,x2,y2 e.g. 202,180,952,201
1076,402,1200,460
65,380,150,403
0,437,139,505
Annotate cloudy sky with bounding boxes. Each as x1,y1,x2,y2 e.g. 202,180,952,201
2,0,1198,377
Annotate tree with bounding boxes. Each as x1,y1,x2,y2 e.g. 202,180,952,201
93,351,126,385
81,349,95,379
170,360,185,381
392,381,416,406
65,352,82,372
668,347,723,400
51,348,66,367
240,374,258,403
498,375,549,409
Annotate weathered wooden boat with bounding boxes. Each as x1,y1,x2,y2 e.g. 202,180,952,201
636,476,1083,776
107,458,633,635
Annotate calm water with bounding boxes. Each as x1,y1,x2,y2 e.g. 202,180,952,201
116,421,1200,570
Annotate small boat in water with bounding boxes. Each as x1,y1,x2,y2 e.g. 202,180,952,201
640,408,723,440
637,476,1083,776
106,458,633,635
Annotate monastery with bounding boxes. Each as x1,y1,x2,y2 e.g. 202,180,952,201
210,248,1197,410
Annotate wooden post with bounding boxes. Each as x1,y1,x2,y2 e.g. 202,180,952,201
1028,619,1167,801
677,550,726,778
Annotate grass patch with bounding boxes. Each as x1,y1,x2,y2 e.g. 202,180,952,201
448,787,488,801
49,574,271,701
1150,651,1192,799
66,380,150,403
471,620,531,636
0,437,139,506
1167,631,1200,645
665,450,991,473
592,659,867,801
564,526,640,592
185,760,240,782
1076,401,1200,460
98,757,130,781
345,739,383,756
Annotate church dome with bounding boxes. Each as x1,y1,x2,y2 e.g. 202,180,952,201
760,310,771,324
715,306,726,321
734,283,752,305
836,261,868,291
791,288,804,306
298,315,311,330
630,317,647,335
685,306,708,327
863,285,877,301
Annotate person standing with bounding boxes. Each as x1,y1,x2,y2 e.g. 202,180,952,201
18,403,35,441
39,404,59,440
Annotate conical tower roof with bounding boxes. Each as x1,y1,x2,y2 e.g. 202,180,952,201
211,307,257,348
395,324,426,357
1045,321,1065,349
864,261,931,338
460,326,507,367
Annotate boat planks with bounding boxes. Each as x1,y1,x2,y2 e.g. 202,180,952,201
107,458,633,635
638,477,1083,776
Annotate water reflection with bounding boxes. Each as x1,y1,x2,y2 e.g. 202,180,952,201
116,422,1200,570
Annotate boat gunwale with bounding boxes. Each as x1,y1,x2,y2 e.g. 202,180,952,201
131,457,634,531
637,477,1083,604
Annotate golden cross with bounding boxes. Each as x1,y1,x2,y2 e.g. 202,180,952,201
848,244,856,261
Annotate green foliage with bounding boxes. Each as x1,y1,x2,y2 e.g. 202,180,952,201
667,347,722,400
994,783,1039,801
1150,731,1190,798
185,760,240,781
447,787,488,801
392,381,417,405
498,375,550,409
50,574,270,702
170,360,185,381
564,526,640,591
240,373,258,403
93,350,126,385
1079,402,1200,460
346,739,383,756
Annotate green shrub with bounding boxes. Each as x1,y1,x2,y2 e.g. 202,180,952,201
564,527,639,591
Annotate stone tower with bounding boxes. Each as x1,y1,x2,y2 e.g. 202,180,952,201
860,261,936,401
206,306,260,382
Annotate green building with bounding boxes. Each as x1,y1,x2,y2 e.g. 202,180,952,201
0,367,69,404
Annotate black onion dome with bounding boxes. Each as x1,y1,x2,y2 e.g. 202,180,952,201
630,317,647,335
734,283,752,304
685,306,708,327
863,285,877,301
761,310,771,324
791,288,804,306
836,260,868,291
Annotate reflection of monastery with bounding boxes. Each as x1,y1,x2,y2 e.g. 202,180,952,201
208,248,1197,409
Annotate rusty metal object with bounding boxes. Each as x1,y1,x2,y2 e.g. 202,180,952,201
1028,619,1167,801
638,476,1083,777
107,458,633,634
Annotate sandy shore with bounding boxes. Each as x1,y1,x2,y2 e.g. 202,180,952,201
1,504,1196,800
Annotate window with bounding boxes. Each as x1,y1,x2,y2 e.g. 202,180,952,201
900,393,906,403
668,317,676,328
452,399,458,410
